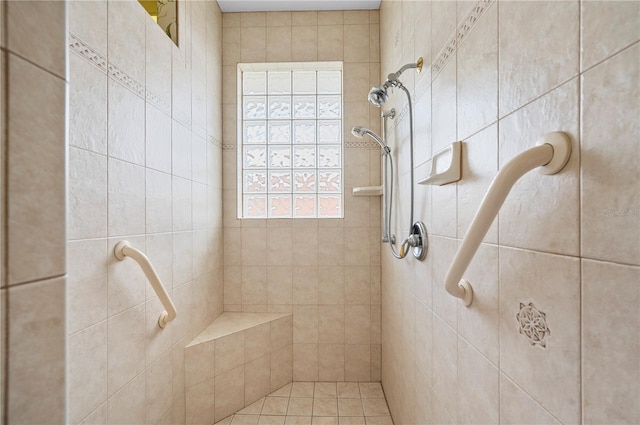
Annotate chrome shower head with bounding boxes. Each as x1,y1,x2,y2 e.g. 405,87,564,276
368,57,424,107
368,85,389,107
351,126,390,155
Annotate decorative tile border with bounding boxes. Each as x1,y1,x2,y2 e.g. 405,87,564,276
70,30,375,151
221,141,378,151
382,0,494,137
516,302,551,348
345,141,381,149
69,31,198,131
146,90,172,117
173,107,192,128
68,33,107,74
432,0,495,79
107,63,145,98
209,135,222,148
193,123,208,139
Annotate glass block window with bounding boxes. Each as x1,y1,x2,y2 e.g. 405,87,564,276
237,62,344,219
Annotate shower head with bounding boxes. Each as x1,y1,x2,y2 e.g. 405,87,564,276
351,126,390,155
368,57,424,107
368,85,390,107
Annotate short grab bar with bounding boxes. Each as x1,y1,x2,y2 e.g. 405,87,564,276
114,240,177,328
445,132,572,307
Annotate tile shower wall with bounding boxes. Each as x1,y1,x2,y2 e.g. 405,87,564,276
222,10,383,382
379,1,639,424
66,1,224,423
1,1,67,423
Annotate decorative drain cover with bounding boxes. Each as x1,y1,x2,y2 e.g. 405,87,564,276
516,302,550,348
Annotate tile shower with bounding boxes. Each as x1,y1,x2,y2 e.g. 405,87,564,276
0,1,636,425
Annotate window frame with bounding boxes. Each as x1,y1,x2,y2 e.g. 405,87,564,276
236,61,345,219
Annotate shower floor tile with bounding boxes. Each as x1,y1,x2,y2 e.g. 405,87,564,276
214,382,393,425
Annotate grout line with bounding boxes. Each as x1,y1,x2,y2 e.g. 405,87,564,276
576,3,583,419
1,2,8,421
0,48,65,82
499,371,564,425
496,1,502,421
3,273,66,289
104,0,111,412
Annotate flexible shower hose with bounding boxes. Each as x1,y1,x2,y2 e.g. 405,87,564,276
384,83,415,260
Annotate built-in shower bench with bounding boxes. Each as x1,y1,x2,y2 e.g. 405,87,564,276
184,312,293,424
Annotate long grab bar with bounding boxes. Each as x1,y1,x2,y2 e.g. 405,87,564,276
445,132,572,306
114,240,177,328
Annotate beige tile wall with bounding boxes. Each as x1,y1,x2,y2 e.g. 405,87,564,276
66,1,224,424
379,1,639,424
1,1,67,423
222,10,383,382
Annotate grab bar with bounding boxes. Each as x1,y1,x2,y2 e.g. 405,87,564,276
445,132,572,307
114,240,177,328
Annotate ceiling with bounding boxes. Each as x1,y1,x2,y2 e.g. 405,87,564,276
217,0,381,13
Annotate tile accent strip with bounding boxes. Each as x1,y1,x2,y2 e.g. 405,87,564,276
516,302,551,348
146,90,172,117
70,30,371,151
173,107,192,128
68,33,107,74
221,141,380,151
107,62,145,99
432,0,495,79
346,141,382,149
386,0,494,135
193,123,208,139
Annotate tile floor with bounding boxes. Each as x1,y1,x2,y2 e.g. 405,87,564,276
214,382,394,425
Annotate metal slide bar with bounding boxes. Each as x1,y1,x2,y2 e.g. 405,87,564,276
445,132,572,307
114,240,177,328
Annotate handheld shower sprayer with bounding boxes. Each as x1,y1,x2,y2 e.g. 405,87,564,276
351,127,390,156
368,57,423,107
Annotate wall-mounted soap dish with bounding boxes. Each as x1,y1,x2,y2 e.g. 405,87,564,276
418,141,461,186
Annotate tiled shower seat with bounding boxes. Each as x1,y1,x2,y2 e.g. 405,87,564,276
185,312,293,424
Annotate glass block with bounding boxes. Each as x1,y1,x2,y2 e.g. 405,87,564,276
318,121,341,143
243,96,267,119
243,72,266,95
269,146,291,168
318,95,341,119
293,96,316,119
244,171,267,193
243,146,267,168
244,195,267,218
243,121,266,144
317,70,341,94
294,145,316,168
269,171,292,193
293,121,316,144
268,71,291,94
293,71,316,94
268,96,291,119
318,145,341,168
294,195,316,217
294,170,316,192
318,170,341,192
268,121,291,144
318,195,341,217
269,195,292,217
